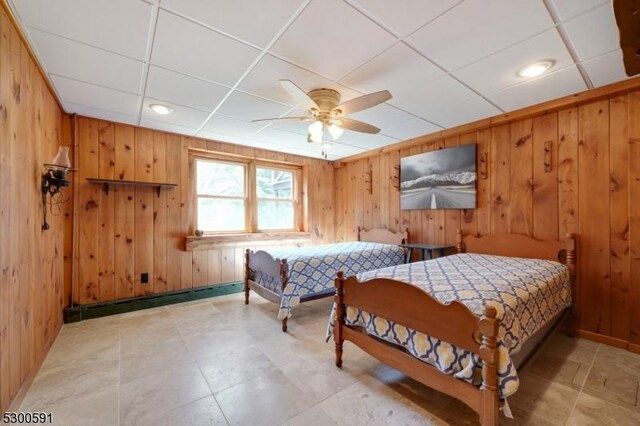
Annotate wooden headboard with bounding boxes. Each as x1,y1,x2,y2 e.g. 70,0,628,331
357,227,408,245
455,229,575,264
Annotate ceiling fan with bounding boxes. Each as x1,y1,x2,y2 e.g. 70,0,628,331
253,80,392,156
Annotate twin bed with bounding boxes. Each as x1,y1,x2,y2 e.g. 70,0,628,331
244,229,577,426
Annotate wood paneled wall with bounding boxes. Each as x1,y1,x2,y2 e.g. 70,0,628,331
73,117,335,305
0,6,67,414
335,89,640,347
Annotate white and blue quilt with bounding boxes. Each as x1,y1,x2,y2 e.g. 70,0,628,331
258,242,405,320
326,253,572,398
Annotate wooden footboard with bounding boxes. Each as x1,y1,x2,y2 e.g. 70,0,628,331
244,249,289,331
333,272,500,425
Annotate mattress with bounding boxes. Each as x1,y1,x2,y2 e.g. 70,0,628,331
258,241,405,320
326,253,572,398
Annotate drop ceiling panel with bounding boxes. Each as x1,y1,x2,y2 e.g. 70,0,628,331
429,97,501,128
270,0,396,80
28,29,143,94
239,54,360,107
159,0,306,48
561,3,619,62
388,75,485,126
51,75,140,116
407,0,554,71
348,0,462,37
453,30,574,95
63,102,138,126
489,66,587,112
582,50,630,88
11,0,152,59
383,118,442,141
201,114,265,138
248,126,312,147
145,66,230,112
151,10,260,86
548,0,608,21
322,142,367,158
346,103,423,133
340,43,445,97
215,91,291,122
141,97,210,129
140,118,198,136
337,132,398,150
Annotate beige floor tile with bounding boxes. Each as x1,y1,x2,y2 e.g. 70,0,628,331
214,370,318,426
198,344,280,393
592,344,640,377
567,392,640,426
20,358,119,411
120,361,211,425
282,405,337,426
582,365,639,409
120,333,193,384
524,352,584,389
320,375,447,426
120,322,183,355
180,324,256,360
539,333,600,365
164,396,228,426
168,300,222,324
508,373,579,425
29,386,119,426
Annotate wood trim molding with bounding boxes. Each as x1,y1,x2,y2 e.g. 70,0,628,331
185,232,312,251
0,0,64,111
334,76,640,166
577,329,631,350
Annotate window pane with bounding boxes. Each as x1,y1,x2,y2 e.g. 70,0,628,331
197,160,245,196
258,200,294,230
256,168,293,199
198,198,245,232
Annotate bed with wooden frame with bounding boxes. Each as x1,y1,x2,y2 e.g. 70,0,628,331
244,227,408,332
332,231,577,426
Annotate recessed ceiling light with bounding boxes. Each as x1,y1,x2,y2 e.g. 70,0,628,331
149,104,173,115
517,60,555,78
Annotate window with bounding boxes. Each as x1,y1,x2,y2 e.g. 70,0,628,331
194,155,301,234
196,159,246,232
256,167,294,230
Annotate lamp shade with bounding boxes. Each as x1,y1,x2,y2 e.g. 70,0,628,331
308,120,323,139
50,146,71,169
328,124,343,140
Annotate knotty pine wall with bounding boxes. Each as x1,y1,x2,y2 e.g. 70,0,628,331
74,116,335,305
0,7,67,413
335,89,640,348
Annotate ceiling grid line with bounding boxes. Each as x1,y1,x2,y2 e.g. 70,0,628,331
194,0,314,135
135,0,161,125
542,0,594,89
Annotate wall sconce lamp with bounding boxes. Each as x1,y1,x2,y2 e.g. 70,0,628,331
41,146,73,230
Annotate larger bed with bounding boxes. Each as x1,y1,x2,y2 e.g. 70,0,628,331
329,230,577,426
244,227,408,331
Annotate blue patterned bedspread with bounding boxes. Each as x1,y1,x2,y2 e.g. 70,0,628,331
260,242,405,320
326,253,571,398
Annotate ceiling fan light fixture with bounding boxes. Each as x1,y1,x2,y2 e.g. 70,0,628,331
307,132,322,144
149,103,173,115
328,123,343,140
517,60,554,78
308,120,324,139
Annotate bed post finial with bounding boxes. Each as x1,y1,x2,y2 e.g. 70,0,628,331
404,227,410,245
244,249,251,305
479,305,499,426
334,271,345,368
280,259,289,332
456,229,464,254
564,233,577,337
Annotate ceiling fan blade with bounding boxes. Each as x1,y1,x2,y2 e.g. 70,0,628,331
338,118,381,134
279,80,319,110
333,90,392,115
251,116,311,123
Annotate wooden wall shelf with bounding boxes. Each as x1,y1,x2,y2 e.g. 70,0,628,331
86,178,177,196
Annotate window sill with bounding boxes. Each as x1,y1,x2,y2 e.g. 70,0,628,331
185,231,312,251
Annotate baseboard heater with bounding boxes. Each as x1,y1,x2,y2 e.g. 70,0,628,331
63,282,243,323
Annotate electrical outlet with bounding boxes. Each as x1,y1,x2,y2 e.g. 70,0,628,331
141,273,149,284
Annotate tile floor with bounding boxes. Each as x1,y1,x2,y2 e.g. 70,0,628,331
19,292,640,425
